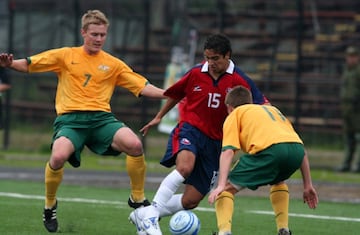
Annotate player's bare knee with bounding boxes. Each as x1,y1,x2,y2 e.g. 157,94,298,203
182,199,200,210
181,191,203,209
113,136,144,156
175,165,193,178
125,141,144,156
49,153,67,169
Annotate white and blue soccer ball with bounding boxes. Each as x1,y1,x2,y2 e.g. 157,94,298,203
169,210,201,235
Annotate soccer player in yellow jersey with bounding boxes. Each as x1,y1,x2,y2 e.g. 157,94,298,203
0,10,165,233
208,86,318,235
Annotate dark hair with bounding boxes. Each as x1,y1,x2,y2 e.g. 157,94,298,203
203,34,232,56
225,86,253,108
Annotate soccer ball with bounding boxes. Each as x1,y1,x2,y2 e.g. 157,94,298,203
169,210,201,235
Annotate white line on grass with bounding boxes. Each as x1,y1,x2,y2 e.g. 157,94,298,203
0,192,127,205
1,192,359,223
248,210,360,222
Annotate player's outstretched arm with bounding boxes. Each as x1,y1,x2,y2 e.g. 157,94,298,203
0,53,28,72
140,97,179,136
140,84,166,98
300,152,319,209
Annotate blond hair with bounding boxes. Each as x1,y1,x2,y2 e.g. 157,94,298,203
81,10,109,31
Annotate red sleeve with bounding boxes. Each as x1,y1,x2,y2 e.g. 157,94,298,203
164,72,190,100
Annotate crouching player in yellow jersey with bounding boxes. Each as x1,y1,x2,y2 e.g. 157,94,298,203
208,86,318,235
0,10,165,233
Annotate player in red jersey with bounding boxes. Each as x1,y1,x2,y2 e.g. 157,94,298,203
129,34,269,235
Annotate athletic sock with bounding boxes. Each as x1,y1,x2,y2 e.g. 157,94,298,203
153,169,185,210
215,191,234,233
126,154,146,202
45,162,63,208
270,184,289,231
157,194,184,217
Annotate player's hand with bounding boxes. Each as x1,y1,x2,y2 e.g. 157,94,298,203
0,53,13,67
140,117,161,136
208,187,224,205
303,186,318,209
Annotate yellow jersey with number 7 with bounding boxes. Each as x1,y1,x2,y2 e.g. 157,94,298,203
222,104,303,154
27,46,148,115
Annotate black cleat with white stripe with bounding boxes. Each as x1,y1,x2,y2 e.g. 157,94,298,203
43,200,58,233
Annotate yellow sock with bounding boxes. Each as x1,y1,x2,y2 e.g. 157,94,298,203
126,154,146,202
215,191,234,233
45,162,63,208
270,184,289,230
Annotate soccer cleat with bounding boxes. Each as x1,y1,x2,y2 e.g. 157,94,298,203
128,195,151,209
212,232,232,235
43,200,58,233
141,205,162,235
278,228,292,235
142,216,162,235
129,209,147,235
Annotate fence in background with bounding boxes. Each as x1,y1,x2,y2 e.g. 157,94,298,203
1,0,360,150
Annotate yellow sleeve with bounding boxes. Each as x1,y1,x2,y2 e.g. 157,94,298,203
28,48,67,73
222,112,241,151
113,60,148,97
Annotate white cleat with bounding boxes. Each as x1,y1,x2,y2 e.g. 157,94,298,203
129,208,147,235
141,205,162,235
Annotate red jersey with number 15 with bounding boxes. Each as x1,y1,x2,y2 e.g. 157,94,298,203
164,60,268,140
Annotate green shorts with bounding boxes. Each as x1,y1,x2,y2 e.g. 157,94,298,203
229,143,304,190
52,111,126,167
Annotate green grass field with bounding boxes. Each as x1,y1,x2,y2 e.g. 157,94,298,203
1,180,359,235
1,129,360,234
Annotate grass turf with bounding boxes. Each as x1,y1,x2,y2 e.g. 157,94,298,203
0,180,359,235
